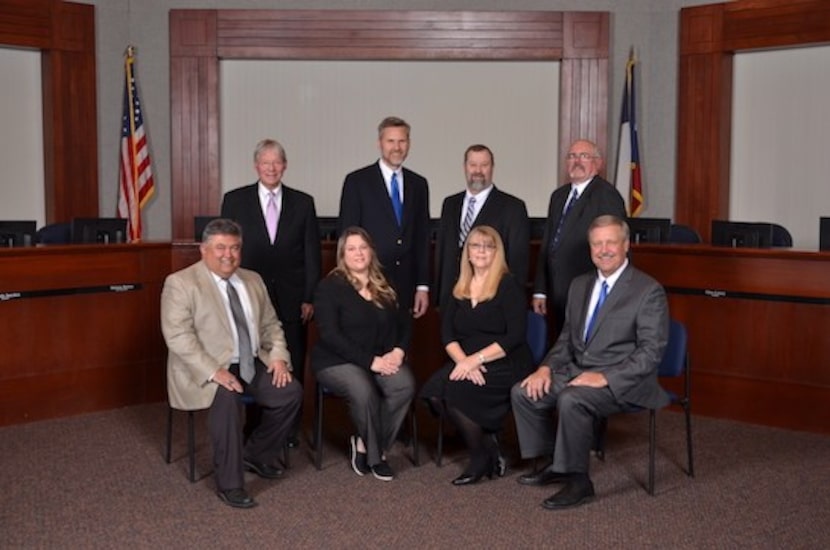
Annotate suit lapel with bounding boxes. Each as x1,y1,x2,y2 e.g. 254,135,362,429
274,186,294,244
196,262,233,337
585,265,633,343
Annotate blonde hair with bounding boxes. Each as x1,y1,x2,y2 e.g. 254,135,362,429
331,226,397,307
452,225,509,302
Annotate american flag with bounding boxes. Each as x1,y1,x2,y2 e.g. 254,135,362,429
117,46,155,242
614,50,644,217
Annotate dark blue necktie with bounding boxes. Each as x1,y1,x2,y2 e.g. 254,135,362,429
584,281,608,342
551,188,579,251
390,171,403,226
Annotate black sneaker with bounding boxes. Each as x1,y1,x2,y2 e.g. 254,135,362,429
349,435,370,476
370,460,395,481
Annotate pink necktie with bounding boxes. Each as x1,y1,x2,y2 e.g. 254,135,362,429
266,192,278,243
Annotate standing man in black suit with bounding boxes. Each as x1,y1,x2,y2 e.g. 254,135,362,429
221,138,321,445
532,139,626,336
512,215,669,510
338,116,431,318
435,144,530,309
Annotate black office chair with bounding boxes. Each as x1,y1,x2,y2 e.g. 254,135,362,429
594,319,694,495
312,383,420,470
667,224,701,244
36,222,72,244
165,394,289,482
771,224,793,247
434,310,549,466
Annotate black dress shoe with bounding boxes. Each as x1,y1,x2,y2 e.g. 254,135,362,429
517,464,570,486
217,488,257,509
243,458,284,479
451,470,492,486
542,477,595,510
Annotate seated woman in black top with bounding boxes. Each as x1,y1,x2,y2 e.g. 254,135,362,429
311,226,415,481
421,225,532,485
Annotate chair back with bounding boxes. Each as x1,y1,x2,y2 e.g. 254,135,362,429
667,224,701,244
658,319,687,378
771,224,792,247
526,310,548,365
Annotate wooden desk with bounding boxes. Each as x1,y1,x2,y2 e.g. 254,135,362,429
631,244,830,434
7,241,828,435
0,243,170,426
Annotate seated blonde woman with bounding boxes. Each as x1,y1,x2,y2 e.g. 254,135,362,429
311,226,415,481
421,225,532,485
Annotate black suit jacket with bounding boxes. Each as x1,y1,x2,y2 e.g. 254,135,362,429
220,183,322,325
544,264,670,410
533,176,626,332
338,162,430,310
434,186,529,308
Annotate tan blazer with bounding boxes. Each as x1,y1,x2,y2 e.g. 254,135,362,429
161,261,290,410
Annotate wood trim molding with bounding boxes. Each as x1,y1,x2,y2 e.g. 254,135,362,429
0,0,98,223
676,0,830,240
169,9,610,240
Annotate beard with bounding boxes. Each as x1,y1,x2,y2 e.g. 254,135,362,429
467,176,490,192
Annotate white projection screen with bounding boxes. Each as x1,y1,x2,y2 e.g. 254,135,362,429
220,60,560,218
730,45,830,250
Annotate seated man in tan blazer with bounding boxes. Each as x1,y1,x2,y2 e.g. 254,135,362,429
161,218,302,509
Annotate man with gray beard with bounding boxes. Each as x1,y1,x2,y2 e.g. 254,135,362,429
434,144,530,309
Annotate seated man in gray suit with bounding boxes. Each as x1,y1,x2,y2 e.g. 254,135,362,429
161,218,302,509
511,215,669,510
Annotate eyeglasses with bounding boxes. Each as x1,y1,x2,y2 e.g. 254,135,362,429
566,152,597,161
468,242,496,251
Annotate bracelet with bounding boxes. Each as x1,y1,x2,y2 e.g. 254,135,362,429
477,353,486,365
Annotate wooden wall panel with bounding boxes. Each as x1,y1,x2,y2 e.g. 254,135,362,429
0,0,97,224
676,0,830,241
169,9,609,240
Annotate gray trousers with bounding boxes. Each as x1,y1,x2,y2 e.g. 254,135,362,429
510,373,625,474
209,361,302,491
316,363,415,466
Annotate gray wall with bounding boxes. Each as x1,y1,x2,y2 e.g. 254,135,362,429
82,0,715,240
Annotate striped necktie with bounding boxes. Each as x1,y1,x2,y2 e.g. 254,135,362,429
459,196,477,247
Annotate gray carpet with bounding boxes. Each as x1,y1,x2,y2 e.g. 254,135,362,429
1,403,828,549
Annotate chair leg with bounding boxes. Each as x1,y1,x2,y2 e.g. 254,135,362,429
165,406,173,464
410,404,420,466
187,410,197,483
436,414,444,467
594,417,607,461
313,384,324,470
648,410,656,496
684,401,694,477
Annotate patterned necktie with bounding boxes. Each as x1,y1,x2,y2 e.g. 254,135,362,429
551,188,579,251
265,191,278,243
459,195,477,247
390,171,403,226
584,281,608,342
225,279,255,383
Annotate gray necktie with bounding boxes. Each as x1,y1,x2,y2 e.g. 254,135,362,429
225,279,255,383
459,196,477,247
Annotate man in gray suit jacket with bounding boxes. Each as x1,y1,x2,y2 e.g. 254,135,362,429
511,215,669,510
161,219,302,509
434,144,529,308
